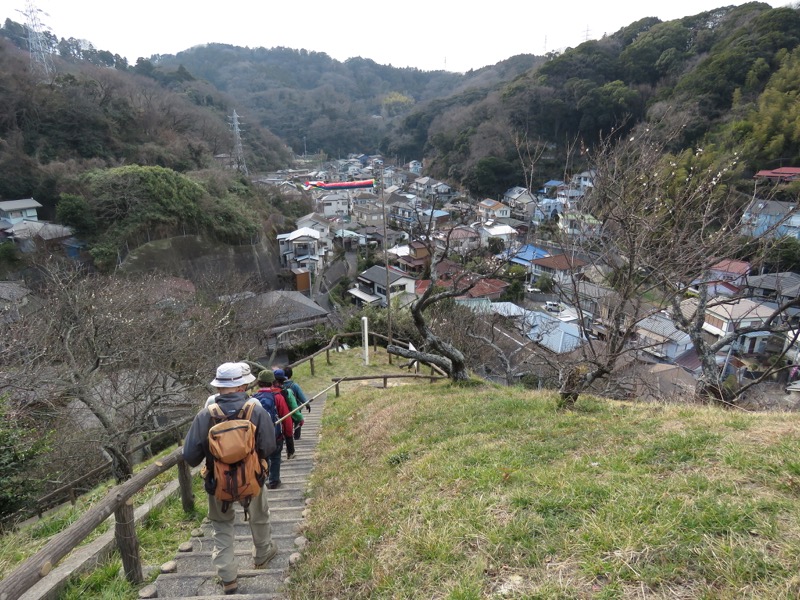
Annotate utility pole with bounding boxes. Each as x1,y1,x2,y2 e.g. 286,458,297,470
21,0,54,81
378,159,393,364
230,110,249,176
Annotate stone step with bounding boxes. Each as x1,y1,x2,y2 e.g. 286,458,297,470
151,571,283,597
170,548,292,573
189,533,299,553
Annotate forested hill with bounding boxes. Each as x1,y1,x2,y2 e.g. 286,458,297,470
3,2,800,207
386,2,800,197
153,45,543,159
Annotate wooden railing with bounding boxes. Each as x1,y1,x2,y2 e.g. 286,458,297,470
0,448,194,600
330,373,446,397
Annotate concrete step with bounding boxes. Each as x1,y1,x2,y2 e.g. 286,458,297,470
189,533,299,553
170,549,292,573
152,571,283,597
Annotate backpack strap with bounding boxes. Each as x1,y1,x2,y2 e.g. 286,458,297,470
208,403,225,422
239,398,258,421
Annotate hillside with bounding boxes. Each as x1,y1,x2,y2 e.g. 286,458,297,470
292,348,800,598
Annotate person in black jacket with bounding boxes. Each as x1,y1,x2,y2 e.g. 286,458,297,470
183,362,278,595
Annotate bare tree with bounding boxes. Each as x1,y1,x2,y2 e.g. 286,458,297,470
0,260,260,482
547,120,800,406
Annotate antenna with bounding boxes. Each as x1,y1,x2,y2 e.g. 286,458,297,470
230,110,249,176
21,0,54,81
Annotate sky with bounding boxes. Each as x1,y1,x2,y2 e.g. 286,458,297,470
0,0,785,74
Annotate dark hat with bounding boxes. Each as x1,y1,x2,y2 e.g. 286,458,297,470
273,368,287,380
257,369,275,385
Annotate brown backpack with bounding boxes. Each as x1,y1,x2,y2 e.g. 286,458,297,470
206,399,267,516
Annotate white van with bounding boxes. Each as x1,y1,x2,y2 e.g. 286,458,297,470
545,301,561,313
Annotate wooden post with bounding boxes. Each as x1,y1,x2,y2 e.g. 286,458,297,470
335,382,340,398
383,376,388,388
310,357,315,376
177,459,195,513
68,487,76,505
326,348,331,365
115,498,143,584
0,449,181,600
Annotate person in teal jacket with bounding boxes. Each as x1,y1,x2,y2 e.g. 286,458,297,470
273,369,303,457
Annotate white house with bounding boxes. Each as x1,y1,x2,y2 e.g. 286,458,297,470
477,199,511,222
634,312,693,361
0,198,42,227
277,227,326,273
316,192,349,218
478,222,517,246
700,297,775,354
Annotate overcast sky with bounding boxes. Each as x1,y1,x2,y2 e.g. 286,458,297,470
0,0,785,73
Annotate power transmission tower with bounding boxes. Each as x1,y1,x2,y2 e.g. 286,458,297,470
230,109,249,176
21,0,54,81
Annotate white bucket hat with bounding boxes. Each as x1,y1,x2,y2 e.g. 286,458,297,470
210,362,256,388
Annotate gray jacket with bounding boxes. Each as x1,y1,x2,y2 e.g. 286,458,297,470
183,391,277,468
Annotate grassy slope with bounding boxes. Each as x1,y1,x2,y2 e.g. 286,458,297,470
291,349,800,599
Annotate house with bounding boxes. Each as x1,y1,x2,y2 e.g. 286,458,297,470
417,209,449,232
693,259,751,296
407,160,422,175
478,222,517,247
0,198,42,227
460,278,509,300
539,180,565,197
753,167,800,183
634,312,693,361
348,265,416,307
435,225,481,255
235,290,330,351
532,197,568,223
396,241,431,278
0,280,40,322
276,227,325,273
296,213,332,238
739,198,800,238
387,199,417,231
745,271,800,300
316,192,349,218
569,170,595,195
506,244,551,279
489,302,585,354
530,253,588,284
556,211,601,239
352,202,385,227
503,187,536,215
700,297,776,354
477,199,510,222
5,220,74,253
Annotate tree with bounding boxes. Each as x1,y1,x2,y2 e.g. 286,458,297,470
0,260,267,482
549,121,800,406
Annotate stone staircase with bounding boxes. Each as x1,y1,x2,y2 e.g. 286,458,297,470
138,395,324,599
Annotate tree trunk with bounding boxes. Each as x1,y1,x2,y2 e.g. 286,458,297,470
104,445,134,483
387,345,470,381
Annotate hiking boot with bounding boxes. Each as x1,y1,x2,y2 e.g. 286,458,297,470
222,579,238,595
267,480,281,489
286,451,296,460
254,543,278,569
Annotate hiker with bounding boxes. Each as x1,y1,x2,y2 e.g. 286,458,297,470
274,368,305,445
283,365,311,415
252,369,295,490
183,362,278,595
204,362,254,408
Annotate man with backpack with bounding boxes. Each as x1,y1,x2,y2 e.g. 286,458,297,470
274,368,305,444
252,369,294,490
183,362,279,595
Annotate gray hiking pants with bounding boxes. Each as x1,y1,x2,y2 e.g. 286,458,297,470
208,486,274,582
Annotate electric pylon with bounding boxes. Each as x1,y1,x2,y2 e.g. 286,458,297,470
21,0,54,81
230,110,249,176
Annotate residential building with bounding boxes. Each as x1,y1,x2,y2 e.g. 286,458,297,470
396,241,431,278
753,167,800,183
348,265,416,307
530,253,588,284
739,198,800,238
506,244,551,279
745,271,800,300
489,302,585,354
0,198,42,227
277,227,325,273
417,209,450,232
634,312,693,361
316,192,349,218
477,199,511,222
693,259,751,297
352,202,385,227
557,211,601,239
435,225,481,255
478,222,517,246
701,297,775,354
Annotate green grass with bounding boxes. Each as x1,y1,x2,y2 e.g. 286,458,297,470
287,348,800,599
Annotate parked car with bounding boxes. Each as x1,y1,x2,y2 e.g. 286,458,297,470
525,284,541,293
545,301,562,313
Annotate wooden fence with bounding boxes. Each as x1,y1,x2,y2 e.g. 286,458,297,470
0,448,194,600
